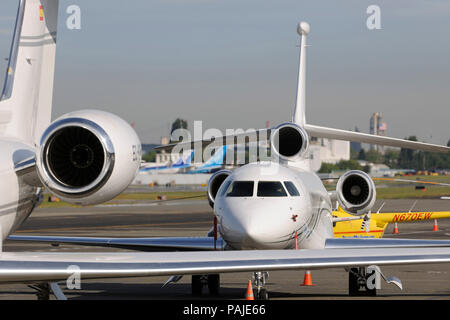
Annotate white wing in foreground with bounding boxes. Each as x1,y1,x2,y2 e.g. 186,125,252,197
2,247,450,284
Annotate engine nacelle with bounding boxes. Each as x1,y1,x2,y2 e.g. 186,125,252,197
36,110,141,205
207,169,232,208
336,170,376,216
270,122,309,161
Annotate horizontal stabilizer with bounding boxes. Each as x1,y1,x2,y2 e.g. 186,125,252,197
305,124,449,153
154,124,449,154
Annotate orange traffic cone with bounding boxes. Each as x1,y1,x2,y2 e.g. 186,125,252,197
245,280,254,300
393,222,399,234
433,219,439,231
301,270,315,286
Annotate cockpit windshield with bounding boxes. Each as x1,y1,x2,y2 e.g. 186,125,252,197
226,181,254,197
284,181,300,196
257,181,287,197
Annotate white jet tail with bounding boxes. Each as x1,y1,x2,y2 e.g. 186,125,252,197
0,0,59,146
155,21,450,155
293,22,449,153
292,22,310,127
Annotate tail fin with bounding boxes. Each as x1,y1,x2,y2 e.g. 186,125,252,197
293,22,450,154
155,21,450,155
292,22,310,126
184,151,194,165
0,0,59,145
204,145,227,166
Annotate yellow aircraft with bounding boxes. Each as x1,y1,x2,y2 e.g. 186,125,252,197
330,176,450,238
332,206,450,238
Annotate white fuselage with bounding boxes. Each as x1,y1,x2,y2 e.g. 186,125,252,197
214,162,334,251
0,138,41,240
0,148,335,251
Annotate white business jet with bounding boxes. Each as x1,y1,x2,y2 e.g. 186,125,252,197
4,0,450,300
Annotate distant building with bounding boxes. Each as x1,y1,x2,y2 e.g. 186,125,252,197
369,112,387,153
160,136,169,145
350,126,362,152
156,136,175,164
309,138,350,172
357,160,393,177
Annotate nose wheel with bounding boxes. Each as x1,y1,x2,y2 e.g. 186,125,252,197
253,272,269,300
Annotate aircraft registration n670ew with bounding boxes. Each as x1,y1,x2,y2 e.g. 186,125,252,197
3,0,450,300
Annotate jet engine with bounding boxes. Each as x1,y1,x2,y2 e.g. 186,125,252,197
336,170,376,216
36,110,141,205
270,122,309,161
207,170,232,208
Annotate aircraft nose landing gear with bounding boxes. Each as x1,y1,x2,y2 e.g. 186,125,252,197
253,271,269,300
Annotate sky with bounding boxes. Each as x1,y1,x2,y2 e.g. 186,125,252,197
0,0,449,145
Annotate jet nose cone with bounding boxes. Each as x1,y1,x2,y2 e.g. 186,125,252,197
223,210,267,249
237,212,279,249
242,224,265,248
220,198,306,250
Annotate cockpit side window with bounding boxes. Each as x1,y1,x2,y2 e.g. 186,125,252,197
226,181,254,197
257,181,287,197
284,181,300,196
218,179,232,197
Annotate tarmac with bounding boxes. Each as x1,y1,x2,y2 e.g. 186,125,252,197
1,195,450,300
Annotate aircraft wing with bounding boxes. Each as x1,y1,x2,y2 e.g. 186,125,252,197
2,247,450,284
10,233,450,252
325,238,450,249
304,124,450,153
8,235,225,251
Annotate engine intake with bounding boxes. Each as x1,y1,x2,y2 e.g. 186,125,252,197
207,170,232,208
336,170,376,215
40,117,114,196
37,110,141,205
270,123,309,161
43,121,113,190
